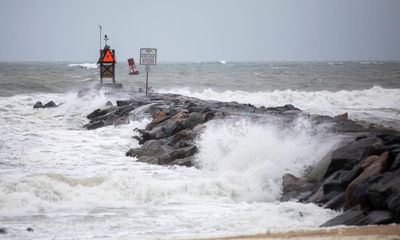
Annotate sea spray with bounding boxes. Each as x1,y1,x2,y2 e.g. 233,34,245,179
195,117,343,202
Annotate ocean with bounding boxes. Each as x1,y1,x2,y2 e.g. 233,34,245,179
0,61,399,239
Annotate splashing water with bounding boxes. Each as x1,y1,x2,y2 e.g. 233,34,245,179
0,91,341,239
196,117,343,202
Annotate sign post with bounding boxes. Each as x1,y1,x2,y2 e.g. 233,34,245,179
140,48,157,96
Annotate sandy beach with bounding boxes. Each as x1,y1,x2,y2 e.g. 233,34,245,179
203,224,400,240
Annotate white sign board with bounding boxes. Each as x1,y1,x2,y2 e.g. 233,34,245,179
140,48,157,65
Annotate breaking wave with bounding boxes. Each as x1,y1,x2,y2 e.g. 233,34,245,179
68,63,98,69
158,86,400,128
195,117,343,202
158,86,400,111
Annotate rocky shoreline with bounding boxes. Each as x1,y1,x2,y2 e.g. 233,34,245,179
35,91,400,228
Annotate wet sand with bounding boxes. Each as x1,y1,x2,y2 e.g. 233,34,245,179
202,224,400,240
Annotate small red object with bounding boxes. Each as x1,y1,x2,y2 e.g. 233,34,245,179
128,58,140,75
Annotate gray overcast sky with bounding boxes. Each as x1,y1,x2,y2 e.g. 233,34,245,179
0,0,399,62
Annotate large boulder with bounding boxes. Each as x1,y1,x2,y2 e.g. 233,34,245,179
364,210,394,225
126,136,198,167
323,192,345,210
43,101,57,108
366,169,400,222
281,174,319,201
146,110,173,130
264,104,300,112
85,120,105,130
183,112,205,129
334,113,348,122
33,100,57,108
324,137,382,177
33,101,43,108
320,208,366,227
320,209,394,227
85,104,137,130
345,151,390,208
391,153,400,171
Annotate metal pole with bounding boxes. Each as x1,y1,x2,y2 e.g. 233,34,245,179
99,25,102,50
145,70,149,96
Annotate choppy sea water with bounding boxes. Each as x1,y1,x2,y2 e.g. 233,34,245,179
0,62,399,239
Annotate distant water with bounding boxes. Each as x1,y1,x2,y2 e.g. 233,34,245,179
0,62,399,239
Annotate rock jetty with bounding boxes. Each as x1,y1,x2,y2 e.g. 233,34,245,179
79,92,400,228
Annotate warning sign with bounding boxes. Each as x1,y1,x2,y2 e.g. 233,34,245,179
102,50,115,63
140,48,157,65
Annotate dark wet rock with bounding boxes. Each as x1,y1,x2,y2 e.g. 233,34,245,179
146,110,174,130
355,135,368,141
345,151,390,208
320,208,395,227
361,142,400,160
318,191,344,205
301,169,351,205
264,104,301,112
33,101,43,108
84,120,105,130
366,169,400,220
183,112,205,129
322,170,351,194
116,100,133,107
324,137,382,178
106,114,129,126
299,184,323,203
364,210,394,225
350,175,384,210
324,192,346,210
33,100,57,108
161,145,198,164
43,101,57,108
87,108,113,120
334,113,348,122
126,133,199,166
320,208,366,227
105,101,113,107
0,228,6,234
148,119,183,140
114,104,136,116
137,156,159,164
322,181,345,195
282,174,307,194
26,227,34,232
85,103,139,130
281,174,319,201
390,153,400,171
378,134,400,145
317,132,400,226
169,157,194,167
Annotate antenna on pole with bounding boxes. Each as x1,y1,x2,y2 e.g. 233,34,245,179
99,25,102,50
104,34,109,47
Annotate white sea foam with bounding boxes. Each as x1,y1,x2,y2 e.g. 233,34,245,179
158,86,400,128
0,91,340,239
68,63,98,69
